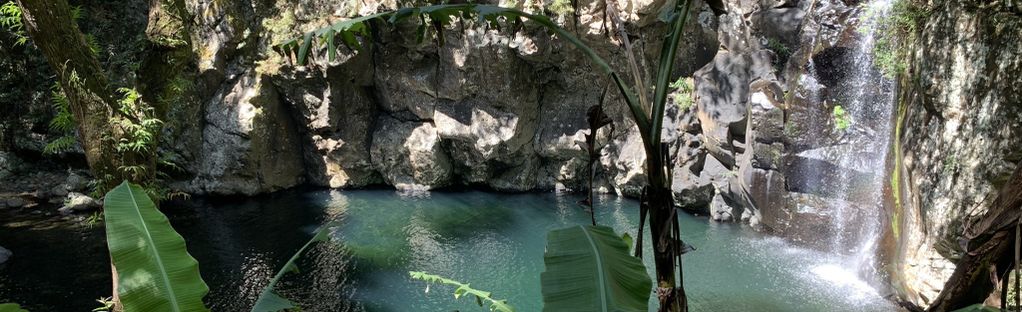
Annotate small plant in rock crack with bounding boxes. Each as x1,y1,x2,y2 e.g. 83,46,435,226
669,77,695,111
832,104,851,131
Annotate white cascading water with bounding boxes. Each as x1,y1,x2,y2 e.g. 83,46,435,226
798,0,897,303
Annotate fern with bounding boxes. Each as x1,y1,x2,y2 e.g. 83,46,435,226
409,271,514,312
84,33,101,56
44,83,79,155
0,1,27,46
44,136,77,155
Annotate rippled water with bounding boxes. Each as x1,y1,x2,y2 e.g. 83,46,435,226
1,189,897,311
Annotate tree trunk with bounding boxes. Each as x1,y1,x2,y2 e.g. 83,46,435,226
646,154,688,312
15,0,119,184
927,164,1022,311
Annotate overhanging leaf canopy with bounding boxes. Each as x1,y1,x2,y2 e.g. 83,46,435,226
104,181,209,312
540,225,652,312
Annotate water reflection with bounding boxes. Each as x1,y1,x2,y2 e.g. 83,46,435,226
1,189,897,311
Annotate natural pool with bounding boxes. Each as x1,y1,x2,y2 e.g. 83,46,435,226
0,189,897,311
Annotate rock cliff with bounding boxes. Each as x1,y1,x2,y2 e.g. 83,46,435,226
884,0,1022,307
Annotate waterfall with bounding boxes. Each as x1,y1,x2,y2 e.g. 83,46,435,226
796,0,898,298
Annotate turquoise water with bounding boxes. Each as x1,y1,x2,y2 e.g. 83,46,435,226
0,189,898,311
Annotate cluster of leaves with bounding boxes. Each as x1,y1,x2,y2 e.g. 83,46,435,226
113,88,161,157
0,303,27,312
0,1,26,46
547,0,574,16
832,104,851,131
409,271,514,312
869,0,929,78
44,83,79,155
943,154,959,174
669,77,694,111
108,88,169,198
765,37,790,69
36,5,100,156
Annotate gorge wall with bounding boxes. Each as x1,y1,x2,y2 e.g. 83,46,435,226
2,0,1021,309
884,0,1022,308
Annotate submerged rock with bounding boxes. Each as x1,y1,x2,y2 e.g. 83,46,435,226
0,245,10,265
4,197,27,208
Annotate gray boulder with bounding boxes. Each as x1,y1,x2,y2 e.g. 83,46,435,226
59,192,102,214
0,151,20,180
710,192,736,222
185,72,306,195
370,117,453,190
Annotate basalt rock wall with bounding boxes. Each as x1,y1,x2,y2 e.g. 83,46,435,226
884,0,1022,308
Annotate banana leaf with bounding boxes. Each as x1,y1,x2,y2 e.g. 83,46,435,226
104,181,208,312
0,303,27,312
540,225,651,312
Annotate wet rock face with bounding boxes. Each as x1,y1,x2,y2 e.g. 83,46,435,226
888,0,1022,307
147,0,725,195
370,117,453,190
182,73,306,195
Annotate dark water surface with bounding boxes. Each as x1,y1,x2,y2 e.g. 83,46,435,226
1,189,896,311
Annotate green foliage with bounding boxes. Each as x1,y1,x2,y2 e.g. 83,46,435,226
0,1,26,46
111,87,165,192
832,105,851,131
84,211,104,229
92,296,115,312
103,181,209,312
84,33,101,56
942,154,958,174
44,83,78,155
1008,270,1020,311
765,37,789,68
0,303,27,312
669,77,694,111
252,222,339,312
409,271,514,312
869,0,929,78
547,0,573,16
540,225,651,312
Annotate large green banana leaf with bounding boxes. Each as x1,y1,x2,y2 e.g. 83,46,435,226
0,303,27,312
104,181,208,312
540,225,652,312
